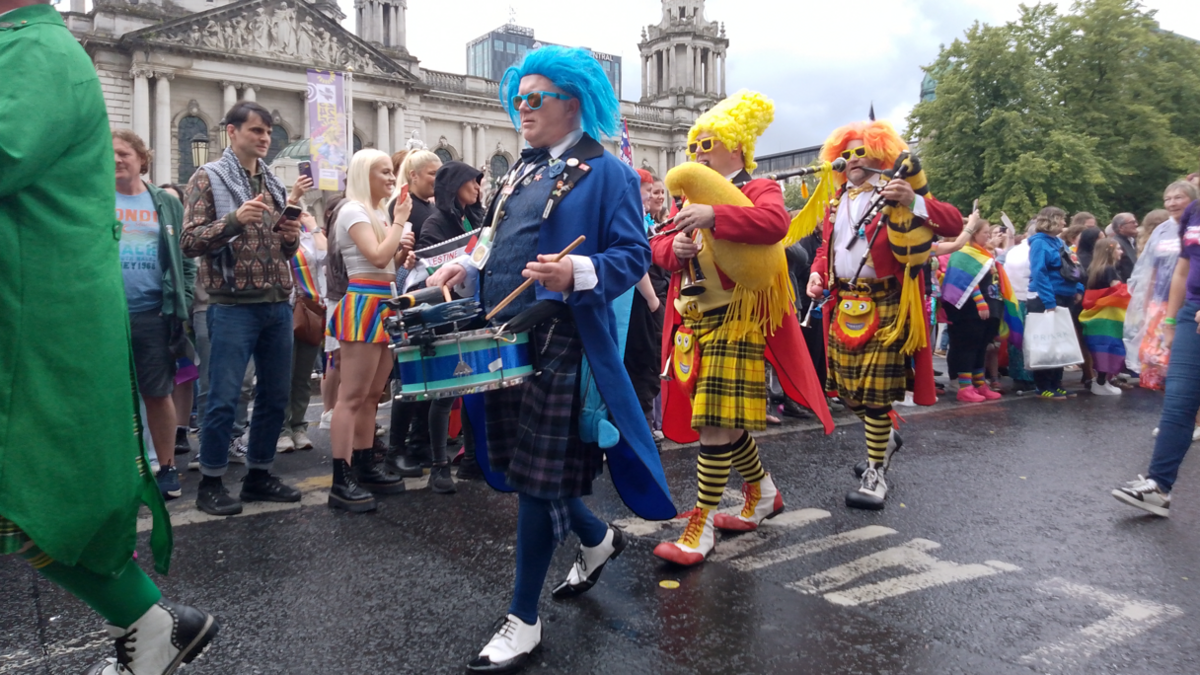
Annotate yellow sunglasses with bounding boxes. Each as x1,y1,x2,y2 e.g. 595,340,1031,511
688,138,721,155
839,146,869,160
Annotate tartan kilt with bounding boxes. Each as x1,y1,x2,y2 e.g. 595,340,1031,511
826,280,912,407
483,318,604,500
684,310,767,431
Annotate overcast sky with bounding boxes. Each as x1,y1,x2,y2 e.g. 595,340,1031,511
349,1,1197,154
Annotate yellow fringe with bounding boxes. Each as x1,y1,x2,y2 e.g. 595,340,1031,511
875,203,932,355
784,163,838,247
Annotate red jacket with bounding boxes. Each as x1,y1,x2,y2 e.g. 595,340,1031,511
811,188,964,406
651,177,835,443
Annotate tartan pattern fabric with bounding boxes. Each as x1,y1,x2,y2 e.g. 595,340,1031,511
685,311,768,431
826,282,911,407
327,278,395,344
484,318,604,503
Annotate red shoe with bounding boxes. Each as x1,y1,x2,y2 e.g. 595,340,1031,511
975,383,1002,400
652,508,715,566
714,474,784,532
956,387,986,403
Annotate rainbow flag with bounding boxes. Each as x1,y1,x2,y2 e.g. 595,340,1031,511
997,262,1022,348
290,248,320,302
1079,284,1131,374
941,244,994,310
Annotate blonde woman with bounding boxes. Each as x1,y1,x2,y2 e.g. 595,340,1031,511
327,149,414,512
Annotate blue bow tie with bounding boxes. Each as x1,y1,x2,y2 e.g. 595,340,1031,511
520,147,551,165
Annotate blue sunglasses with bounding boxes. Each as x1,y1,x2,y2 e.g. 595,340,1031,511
511,91,572,111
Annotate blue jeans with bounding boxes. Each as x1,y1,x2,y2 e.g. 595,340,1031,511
199,302,293,476
1148,301,1200,493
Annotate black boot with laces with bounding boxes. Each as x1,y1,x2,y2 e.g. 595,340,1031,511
329,458,376,512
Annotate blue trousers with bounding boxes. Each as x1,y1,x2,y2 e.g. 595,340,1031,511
199,302,293,476
1148,301,1200,493
510,493,608,625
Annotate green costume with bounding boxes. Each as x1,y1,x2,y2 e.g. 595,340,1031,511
0,3,171,576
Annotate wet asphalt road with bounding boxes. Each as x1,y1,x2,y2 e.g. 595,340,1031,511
3,371,1200,675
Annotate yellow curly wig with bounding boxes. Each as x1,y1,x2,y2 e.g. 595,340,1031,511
819,120,908,185
687,90,774,173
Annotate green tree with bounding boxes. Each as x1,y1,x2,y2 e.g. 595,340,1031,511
908,0,1200,224
782,180,811,211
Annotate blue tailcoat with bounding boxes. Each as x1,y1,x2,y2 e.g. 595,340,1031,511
465,134,676,521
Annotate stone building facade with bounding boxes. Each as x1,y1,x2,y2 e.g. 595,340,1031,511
64,0,730,187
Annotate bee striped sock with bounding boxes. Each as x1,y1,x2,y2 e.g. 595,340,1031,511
696,443,733,511
864,408,893,467
729,432,766,484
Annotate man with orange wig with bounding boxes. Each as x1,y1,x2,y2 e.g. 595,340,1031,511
806,119,963,510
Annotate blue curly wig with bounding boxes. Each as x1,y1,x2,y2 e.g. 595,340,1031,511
500,45,621,141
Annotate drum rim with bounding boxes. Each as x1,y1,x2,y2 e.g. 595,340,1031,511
391,374,532,401
391,327,527,350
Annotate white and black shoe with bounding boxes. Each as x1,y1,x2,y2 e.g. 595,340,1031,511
1112,475,1171,517
846,466,888,510
466,614,541,673
854,431,903,479
84,598,218,675
551,526,627,599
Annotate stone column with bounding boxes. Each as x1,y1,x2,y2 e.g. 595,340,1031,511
686,45,694,91
374,2,384,43
641,56,648,99
658,147,667,177
462,122,474,166
242,84,257,102
719,53,726,96
375,101,390,155
664,46,672,91
131,66,151,143
302,92,311,139
397,0,407,48
475,125,487,169
220,81,237,119
674,146,686,168
153,71,174,185
392,104,405,154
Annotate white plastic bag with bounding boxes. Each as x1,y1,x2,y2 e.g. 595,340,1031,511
1023,306,1084,370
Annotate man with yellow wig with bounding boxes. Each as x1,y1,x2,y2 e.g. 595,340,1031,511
651,91,832,566
806,119,962,510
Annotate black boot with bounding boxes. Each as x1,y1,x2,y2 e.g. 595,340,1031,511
429,463,456,494
329,459,376,512
353,448,405,494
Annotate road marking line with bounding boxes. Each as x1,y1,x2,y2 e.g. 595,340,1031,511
1019,577,1184,670
789,538,942,595
0,631,107,674
823,560,1014,607
707,509,831,563
730,525,895,571
613,487,744,537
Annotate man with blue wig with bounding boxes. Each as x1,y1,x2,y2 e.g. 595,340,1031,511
428,45,675,673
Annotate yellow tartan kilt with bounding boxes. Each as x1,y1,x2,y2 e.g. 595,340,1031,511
826,281,912,407
684,310,767,431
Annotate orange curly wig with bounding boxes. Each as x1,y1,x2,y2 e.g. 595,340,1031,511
819,120,908,184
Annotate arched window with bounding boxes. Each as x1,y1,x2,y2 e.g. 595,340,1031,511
176,115,208,183
266,126,289,163
489,153,510,178
434,147,453,164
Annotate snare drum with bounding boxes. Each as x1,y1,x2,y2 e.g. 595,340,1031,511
393,328,534,401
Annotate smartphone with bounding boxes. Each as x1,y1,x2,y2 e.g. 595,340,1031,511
399,183,409,203
275,203,303,232
972,199,980,213
297,161,313,182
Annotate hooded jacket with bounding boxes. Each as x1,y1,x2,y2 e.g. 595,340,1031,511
416,161,485,250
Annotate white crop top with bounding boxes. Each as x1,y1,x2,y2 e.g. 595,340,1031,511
336,202,396,276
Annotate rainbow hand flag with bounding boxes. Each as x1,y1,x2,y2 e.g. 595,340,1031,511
1079,284,1131,374
290,248,321,302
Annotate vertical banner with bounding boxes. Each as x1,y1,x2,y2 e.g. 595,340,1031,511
619,117,634,168
306,69,347,191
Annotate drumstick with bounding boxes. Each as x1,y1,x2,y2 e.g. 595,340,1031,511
442,285,452,303
485,235,586,321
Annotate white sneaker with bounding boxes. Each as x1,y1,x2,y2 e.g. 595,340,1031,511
1112,475,1171,517
1091,381,1120,396
292,429,314,450
467,614,541,673
1153,427,1159,438
319,410,333,430
84,599,219,675
276,433,295,453
552,526,627,598
893,391,917,407
1104,382,1123,395
227,436,247,464
652,508,716,566
1194,427,1200,443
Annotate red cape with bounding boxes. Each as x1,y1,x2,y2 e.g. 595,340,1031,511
651,178,835,444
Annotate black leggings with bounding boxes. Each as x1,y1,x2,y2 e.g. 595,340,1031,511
946,315,1000,378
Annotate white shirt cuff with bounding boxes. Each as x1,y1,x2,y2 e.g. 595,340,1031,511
912,194,928,219
451,254,478,297
564,254,598,299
